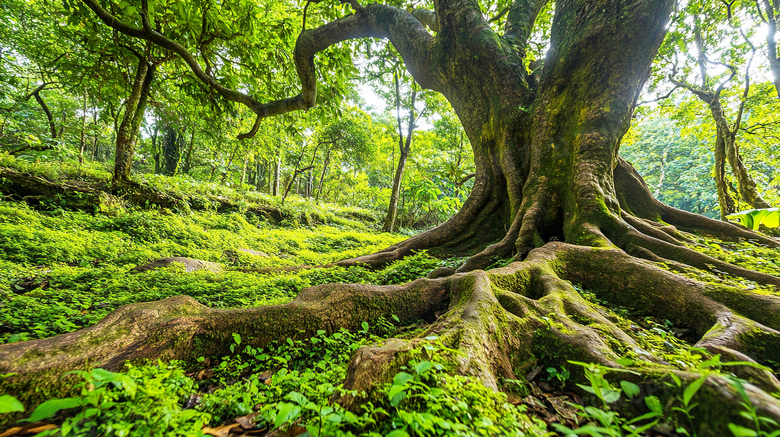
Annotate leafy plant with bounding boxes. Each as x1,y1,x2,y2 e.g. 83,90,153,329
552,361,663,437
726,377,780,437
726,208,780,231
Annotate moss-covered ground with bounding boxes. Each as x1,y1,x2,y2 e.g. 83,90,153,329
1,165,780,436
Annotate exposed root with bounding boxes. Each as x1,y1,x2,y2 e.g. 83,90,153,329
4,166,780,435
337,242,780,435
615,158,780,247
622,228,780,287
0,280,450,427
337,175,513,269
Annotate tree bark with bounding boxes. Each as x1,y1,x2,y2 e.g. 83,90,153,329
26,85,57,140
272,149,280,196
113,58,155,184
78,90,87,164
382,76,416,233
316,149,331,201
759,0,780,97
181,127,196,174
162,125,182,176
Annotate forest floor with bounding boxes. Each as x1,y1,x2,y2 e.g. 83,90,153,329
1,158,779,436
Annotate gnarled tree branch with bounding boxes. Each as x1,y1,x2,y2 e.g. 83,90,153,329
504,0,549,53
81,0,439,138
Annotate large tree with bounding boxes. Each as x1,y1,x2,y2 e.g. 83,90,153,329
3,0,780,434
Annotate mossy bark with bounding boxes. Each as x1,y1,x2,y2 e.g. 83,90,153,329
113,58,155,184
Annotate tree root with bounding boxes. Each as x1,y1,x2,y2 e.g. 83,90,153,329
336,242,780,435
3,165,780,435
0,280,449,427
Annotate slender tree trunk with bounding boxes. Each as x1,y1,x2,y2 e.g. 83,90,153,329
272,149,281,196
162,126,182,176
240,156,248,185
182,128,196,174
671,22,771,219
383,76,416,233
316,149,331,201
26,85,57,140
91,107,99,161
79,91,87,164
708,97,771,216
714,125,736,219
113,58,155,184
760,0,780,97
152,125,161,174
383,148,410,232
256,160,264,191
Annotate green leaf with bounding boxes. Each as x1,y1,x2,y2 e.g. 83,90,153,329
669,372,682,387
273,402,301,429
361,321,369,332
645,395,663,414
232,332,242,346
0,395,24,413
392,371,413,386
414,361,432,376
388,386,407,407
284,391,308,406
601,388,621,404
386,430,410,437
22,398,83,422
683,376,707,407
619,380,640,399
727,424,758,437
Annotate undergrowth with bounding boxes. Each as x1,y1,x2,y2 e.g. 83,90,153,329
0,199,456,344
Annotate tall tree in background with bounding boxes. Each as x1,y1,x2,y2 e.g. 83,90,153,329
667,9,772,218
5,1,780,432
754,0,780,97
383,73,425,232
112,46,156,183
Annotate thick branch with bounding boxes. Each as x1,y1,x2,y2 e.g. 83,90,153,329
81,0,439,138
25,84,57,139
504,0,549,51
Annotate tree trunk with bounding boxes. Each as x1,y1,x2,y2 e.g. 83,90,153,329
760,0,780,97
382,147,409,232
240,156,248,185
90,106,99,161
272,149,281,196
382,76,416,233
714,125,736,219
113,58,155,184
78,91,87,164
152,124,161,174
27,85,57,140
162,126,182,176
316,149,331,201
181,127,196,174
256,159,264,191
710,100,772,214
